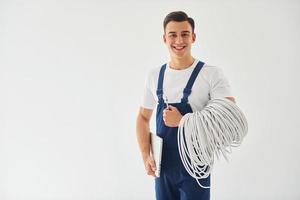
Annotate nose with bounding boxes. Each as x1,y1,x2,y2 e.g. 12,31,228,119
175,35,183,44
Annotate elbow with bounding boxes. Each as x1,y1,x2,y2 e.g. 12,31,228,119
225,96,236,103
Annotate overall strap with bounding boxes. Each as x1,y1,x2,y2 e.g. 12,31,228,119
181,61,205,103
156,64,167,104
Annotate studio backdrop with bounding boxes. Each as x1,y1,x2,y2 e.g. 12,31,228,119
0,0,299,200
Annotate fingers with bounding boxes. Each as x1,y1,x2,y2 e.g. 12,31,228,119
149,157,156,171
163,110,169,125
163,110,167,122
146,164,156,177
145,157,157,177
168,105,175,110
147,170,156,177
163,106,176,116
163,106,181,127
163,108,171,119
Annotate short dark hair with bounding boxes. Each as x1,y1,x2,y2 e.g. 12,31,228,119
163,11,195,33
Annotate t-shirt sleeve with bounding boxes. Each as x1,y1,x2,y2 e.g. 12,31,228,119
141,72,156,110
210,67,233,99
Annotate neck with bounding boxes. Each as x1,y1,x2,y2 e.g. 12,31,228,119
169,56,195,70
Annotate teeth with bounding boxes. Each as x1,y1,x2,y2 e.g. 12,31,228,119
173,46,185,50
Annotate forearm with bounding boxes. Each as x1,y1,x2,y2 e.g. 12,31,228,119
136,115,151,162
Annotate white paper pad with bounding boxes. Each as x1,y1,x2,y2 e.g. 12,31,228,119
150,132,163,177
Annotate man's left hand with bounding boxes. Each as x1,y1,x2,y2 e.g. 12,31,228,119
163,105,183,127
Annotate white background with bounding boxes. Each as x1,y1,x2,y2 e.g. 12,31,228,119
1,0,299,199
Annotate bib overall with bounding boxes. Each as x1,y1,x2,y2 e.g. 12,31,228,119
155,61,211,200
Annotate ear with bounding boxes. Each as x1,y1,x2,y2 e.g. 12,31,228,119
163,34,166,43
192,33,196,43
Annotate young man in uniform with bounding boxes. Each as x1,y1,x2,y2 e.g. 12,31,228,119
136,11,235,200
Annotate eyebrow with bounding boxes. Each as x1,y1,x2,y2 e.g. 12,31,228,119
168,31,191,34
181,31,191,34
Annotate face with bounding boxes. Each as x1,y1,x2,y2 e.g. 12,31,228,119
163,21,196,59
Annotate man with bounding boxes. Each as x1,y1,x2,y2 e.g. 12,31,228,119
136,11,235,200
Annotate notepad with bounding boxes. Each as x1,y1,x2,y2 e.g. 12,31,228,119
150,132,163,177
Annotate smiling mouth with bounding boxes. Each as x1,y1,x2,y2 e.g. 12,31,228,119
172,46,186,51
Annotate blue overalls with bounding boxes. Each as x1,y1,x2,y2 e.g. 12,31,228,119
155,61,211,200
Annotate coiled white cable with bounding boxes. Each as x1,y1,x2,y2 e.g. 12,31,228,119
178,98,248,188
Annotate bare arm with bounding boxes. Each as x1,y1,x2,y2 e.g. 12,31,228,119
136,107,156,177
163,96,237,127
225,96,236,103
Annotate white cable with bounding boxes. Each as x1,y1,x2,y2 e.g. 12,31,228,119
178,98,248,189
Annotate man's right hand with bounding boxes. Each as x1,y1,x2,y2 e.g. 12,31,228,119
144,156,157,177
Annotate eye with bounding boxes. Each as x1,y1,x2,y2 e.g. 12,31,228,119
182,33,190,37
169,34,177,38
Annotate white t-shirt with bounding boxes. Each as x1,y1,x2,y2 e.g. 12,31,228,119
141,59,233,112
